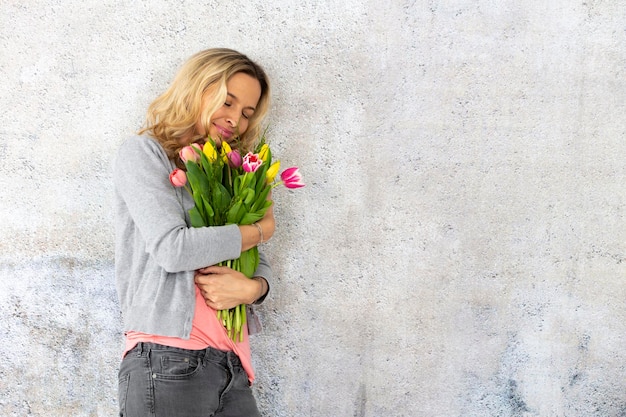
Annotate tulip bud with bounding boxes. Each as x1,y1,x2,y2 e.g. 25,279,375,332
280,167,305,189
221,141,232,154
266,161,281,183
169,169,187,187
242,152,263,173
258,144,270,161
227,150,242,168
203,141,217,161
180,145,201,164
220,141,233,164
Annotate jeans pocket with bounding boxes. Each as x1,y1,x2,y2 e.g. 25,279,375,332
152,350,202,379
117,373,130,416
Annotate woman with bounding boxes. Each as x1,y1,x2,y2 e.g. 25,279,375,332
114,48,274,417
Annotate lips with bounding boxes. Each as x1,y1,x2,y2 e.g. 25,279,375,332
213,124,234,139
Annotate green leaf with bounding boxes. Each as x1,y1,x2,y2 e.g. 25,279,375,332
251,186,271,212
222,164,233,194
184,163,201,191
192,190,203,213
201,196,214,218
248,172,257,192
199,148,223,184
240,212,264,225
212,182,232,213
186,161,210,196
239,247,260,278
239,172,253,191
254,165,269,195
242,188,255,205
189,206,206,227
226,199,244,224
234,175,242,195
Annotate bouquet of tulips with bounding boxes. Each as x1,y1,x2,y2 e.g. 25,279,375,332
169,135,304,342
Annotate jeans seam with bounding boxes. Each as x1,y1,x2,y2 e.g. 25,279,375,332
146,350,156,416
217,353,236,412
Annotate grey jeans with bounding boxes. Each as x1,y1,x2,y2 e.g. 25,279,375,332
118,342,261,417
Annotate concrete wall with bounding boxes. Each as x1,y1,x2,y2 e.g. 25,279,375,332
1,1,624,416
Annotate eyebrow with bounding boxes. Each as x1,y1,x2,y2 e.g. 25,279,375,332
227,92,256,111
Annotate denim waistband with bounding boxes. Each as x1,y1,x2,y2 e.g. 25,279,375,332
131,342,242,367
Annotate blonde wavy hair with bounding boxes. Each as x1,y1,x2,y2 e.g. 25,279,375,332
139,48,271,163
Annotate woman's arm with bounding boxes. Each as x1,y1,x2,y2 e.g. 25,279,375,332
194,267,268,310
115,136,242,272
195,251,272,310
238,202,275,251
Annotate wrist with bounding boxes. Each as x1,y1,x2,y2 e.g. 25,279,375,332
258,218,274,242
253,222,264,244
251,277,267,305
239,224,266,251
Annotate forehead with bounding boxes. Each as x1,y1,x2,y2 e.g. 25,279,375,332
226,72,262,107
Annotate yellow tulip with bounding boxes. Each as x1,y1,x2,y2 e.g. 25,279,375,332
258,144,270,161
220,141,232,163
203,141,217,161
221,141,232,154
266,161,281,183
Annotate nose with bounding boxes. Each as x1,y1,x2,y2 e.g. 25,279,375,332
224,108,240,127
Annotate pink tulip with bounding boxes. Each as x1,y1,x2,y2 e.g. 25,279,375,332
242,152,263,173
169,169,187,187
227,150,242,168
280,167,305,189
179,145,201,163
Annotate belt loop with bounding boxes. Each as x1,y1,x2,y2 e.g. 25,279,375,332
136,342,144,357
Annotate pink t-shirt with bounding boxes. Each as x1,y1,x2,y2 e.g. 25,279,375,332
124,285,255,382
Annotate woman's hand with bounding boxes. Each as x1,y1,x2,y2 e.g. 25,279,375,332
194,266,264,310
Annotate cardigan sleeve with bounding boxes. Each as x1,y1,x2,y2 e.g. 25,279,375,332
252,251,272,304
114,136,242,273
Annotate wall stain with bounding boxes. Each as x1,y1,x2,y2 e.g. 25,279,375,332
354,383,367,417
505,379,530,415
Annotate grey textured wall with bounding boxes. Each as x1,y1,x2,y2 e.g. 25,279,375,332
1,1,625,416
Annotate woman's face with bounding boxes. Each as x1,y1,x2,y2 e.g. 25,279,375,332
196,72,262,144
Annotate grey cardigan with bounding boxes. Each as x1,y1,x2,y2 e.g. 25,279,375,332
113,135,272,339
